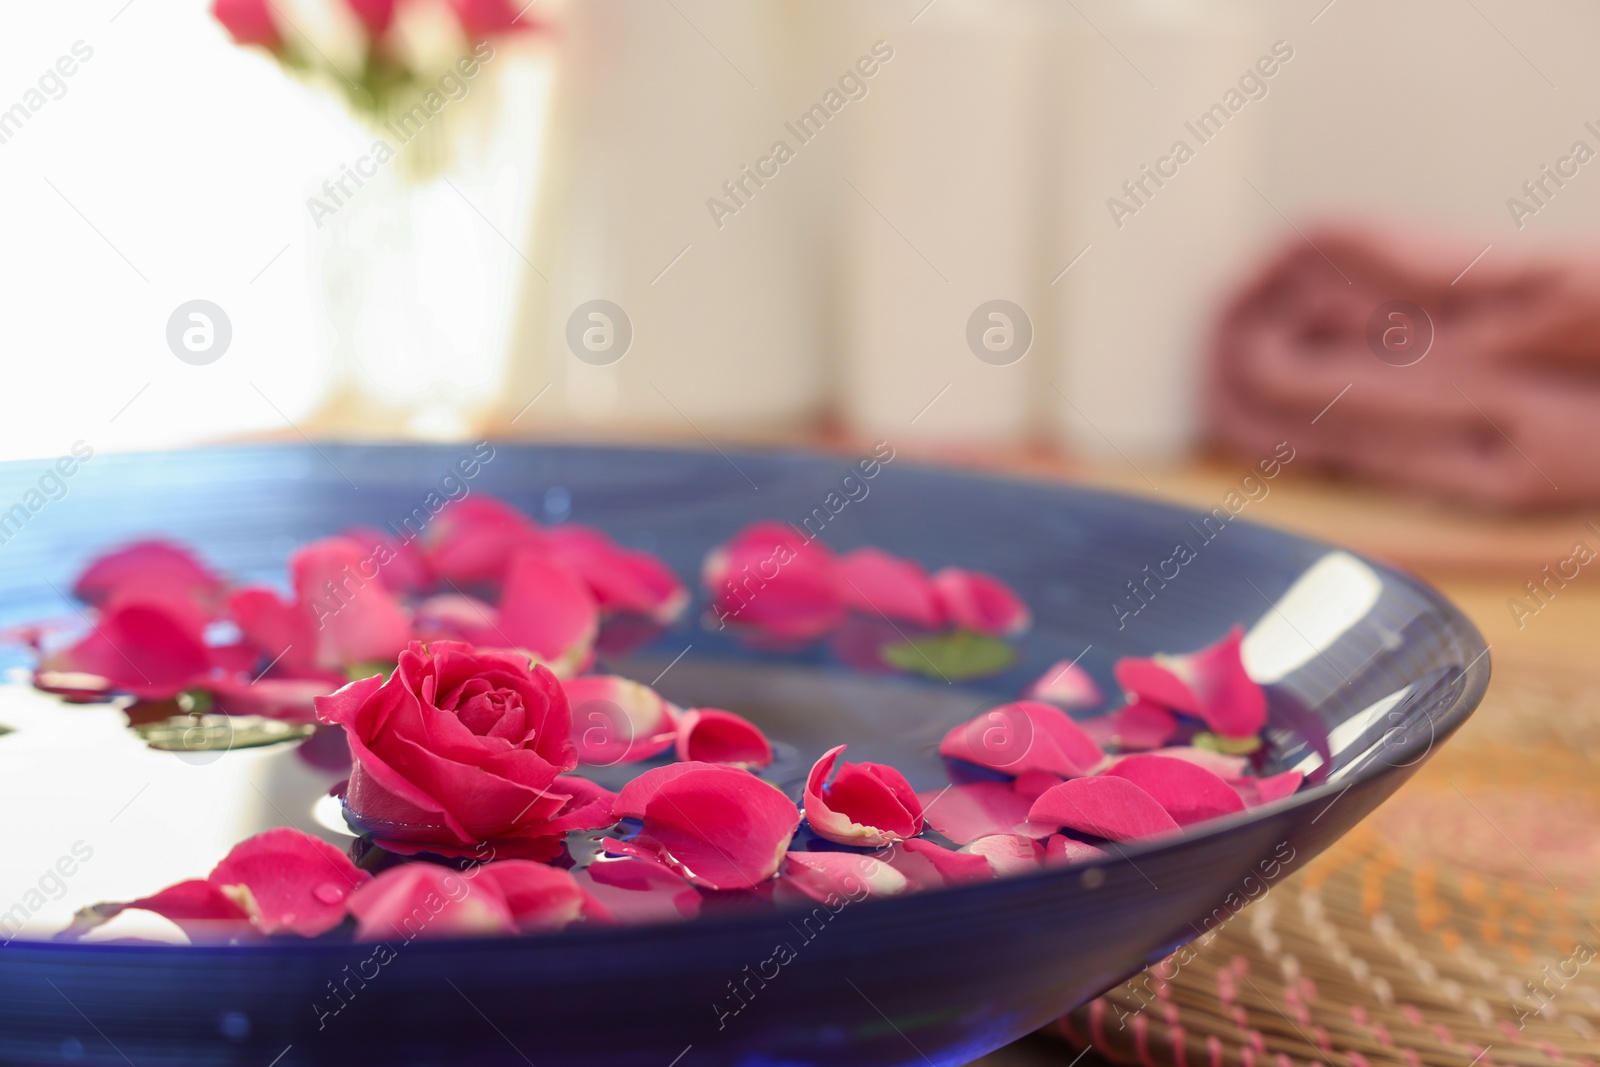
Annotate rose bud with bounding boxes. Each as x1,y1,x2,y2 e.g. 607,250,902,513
674,707,773,769
448,0,539,36
1024,658,1103,710
211,0,283,50
564,674,677,766
69,828,369,942
613,763,801,891
342,0,396,35
1113,625,1267,739
837,548,943,629
702,521,846,641
315,641,584,860
938,701,1105,778
545,524,689,624
803,745,923,848
424,496,546,587
930,567,1030,637
497,549,598,676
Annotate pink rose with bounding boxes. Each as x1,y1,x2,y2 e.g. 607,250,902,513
210,0,282,50
315,641,603,859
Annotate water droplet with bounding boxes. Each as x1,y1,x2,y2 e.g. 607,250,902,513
313,883,345,905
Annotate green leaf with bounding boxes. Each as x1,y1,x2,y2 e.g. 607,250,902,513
881,630,1018,681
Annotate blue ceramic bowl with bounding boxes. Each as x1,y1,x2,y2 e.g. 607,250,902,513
0,443,1488,1067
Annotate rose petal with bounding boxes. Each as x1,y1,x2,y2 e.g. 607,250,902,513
207,676,331,721
51,599,212,700
703,521,847,641
938,701,1105,778
958,833,1044,877
917,782,1052,845
1232,769,1304,807
340,525,432,594
208,827,370,937
613,763,800,891
290,538,413,674
412,594,503,648
472,860,590,934
1103,753,1247,827
498,550,598,675
575,854,701,924
73,539,223,615
347,864,515,940
122,879,255,940
1024,659,1104,709
1113,626,1267,739
930,567,1030,637
776,851,908,905
674,708,773,769
804,745,923,847
1148,746,1250,780
1028,776,1181,841
1078,700,1180,752
424,496,546,587
564,674,677,766
1044,835,1108,867
837,548,944,629
899,838,994,885
546,525,689,624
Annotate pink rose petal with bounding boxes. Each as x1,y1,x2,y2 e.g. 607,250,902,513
347,863,514,940
73,539,223,615
122,879,254,939
546,525,688,624
1103,754,1247,827
1045,835,1108,867
703,522,847,641
917,782,1052,845
804,745,923,847
471,860,592,933
837,548,944,629
1024,659,1104,709
674,708,773,769
211,0,284,49
899,838,994,885
498,550,598,675
1028,776,1181,841
1078,700,1180,752
575,854,701,924
938,701,1105,778
1232,769,1305,807
424,496,546,586
776,851,908,905
958,833,1044,877
613,763,800,891
412,594,504,648
209,827,369,937
1113,626,1267,739
340,525,431,594
930,567,1030,637
1148,746,1250,780
51,599,212,700
564,675,677,766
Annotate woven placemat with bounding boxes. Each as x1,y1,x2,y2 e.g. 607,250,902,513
1048,652,1600,1067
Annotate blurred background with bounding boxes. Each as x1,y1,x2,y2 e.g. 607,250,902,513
8,0,1600,476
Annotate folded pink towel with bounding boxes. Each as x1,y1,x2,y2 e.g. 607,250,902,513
1208,228,1600,509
